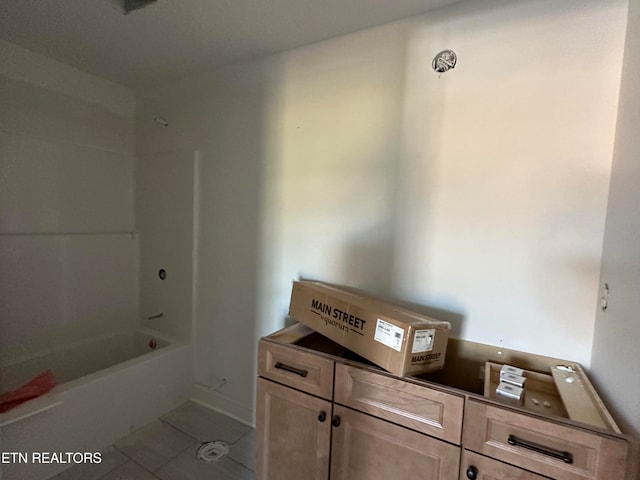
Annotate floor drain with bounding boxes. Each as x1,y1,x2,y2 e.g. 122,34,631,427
196,441,229,463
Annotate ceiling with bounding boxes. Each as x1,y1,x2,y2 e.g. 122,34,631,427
0,0,463,90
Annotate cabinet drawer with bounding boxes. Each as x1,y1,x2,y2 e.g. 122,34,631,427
334,363,464,444
258,340,334,400
463,399,629,480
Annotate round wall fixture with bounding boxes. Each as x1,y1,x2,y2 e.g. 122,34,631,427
432,50,457,73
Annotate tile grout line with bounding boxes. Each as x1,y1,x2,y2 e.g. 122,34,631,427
223,455,256,474
151,440,202,474
111,423,200,476
158,416,206,445
48,446,129,480
88,450,131,480
103,449,163,480
111,445,157,477
158,415,251,445
230,428,254,445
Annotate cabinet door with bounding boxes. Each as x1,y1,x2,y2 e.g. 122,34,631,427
330,404,460,480
256,378,331,480
460,450,552,480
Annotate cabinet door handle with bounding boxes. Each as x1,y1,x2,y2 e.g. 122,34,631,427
466,465,478,480
332,415,341,427
318,411,327,423
274,362,308,378
508,434,573,464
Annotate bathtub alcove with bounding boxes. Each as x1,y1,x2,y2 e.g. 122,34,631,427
0,329,192,480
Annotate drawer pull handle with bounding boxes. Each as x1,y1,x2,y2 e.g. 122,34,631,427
274,362,308,378
508,434,573,464
466,465,478,480
318,411,327,422
332,415,341,427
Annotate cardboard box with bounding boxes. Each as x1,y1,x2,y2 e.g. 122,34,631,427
287,281,451,376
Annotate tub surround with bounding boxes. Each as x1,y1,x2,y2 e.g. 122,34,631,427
0,40,140,365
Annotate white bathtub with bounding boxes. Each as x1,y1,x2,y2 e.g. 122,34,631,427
0,329,192,480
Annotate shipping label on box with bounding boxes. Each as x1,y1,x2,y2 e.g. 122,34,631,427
288,281,451,376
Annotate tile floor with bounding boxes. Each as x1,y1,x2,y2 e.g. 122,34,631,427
50,401,255,480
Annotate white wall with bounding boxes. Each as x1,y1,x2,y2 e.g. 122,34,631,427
259,22,408,326
138,63,267,420
0,40,138,365
394,0,626,362
137,0,628,424
591,0,640,438
136,149,194,342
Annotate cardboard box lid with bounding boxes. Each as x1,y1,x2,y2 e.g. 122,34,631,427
295,281,452,331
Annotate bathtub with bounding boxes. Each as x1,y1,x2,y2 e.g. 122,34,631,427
0,329,192,480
